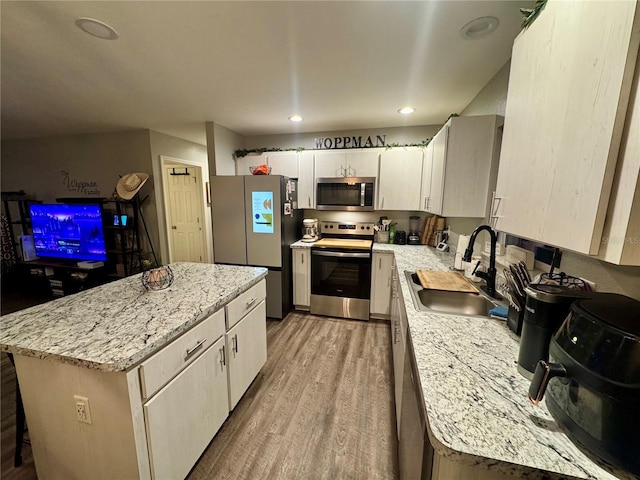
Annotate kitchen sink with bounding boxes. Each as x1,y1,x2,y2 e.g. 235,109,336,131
404,271,502,318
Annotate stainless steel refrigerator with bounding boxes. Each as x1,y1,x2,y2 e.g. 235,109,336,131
210,175,301,319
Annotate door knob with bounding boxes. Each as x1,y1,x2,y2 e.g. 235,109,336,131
171,226,177,229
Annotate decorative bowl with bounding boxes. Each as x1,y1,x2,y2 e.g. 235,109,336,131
141,265,174,291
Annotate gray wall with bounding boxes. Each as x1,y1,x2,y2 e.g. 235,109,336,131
1,130,152,202
149,130,210,263
1,129,212,268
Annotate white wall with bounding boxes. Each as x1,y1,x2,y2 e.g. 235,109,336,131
461,60,511,117
206,122,242,176
149,130,210,264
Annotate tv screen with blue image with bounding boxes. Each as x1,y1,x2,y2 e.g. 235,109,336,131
29,204,107,261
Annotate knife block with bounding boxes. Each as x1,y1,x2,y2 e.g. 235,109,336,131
507,304,524,336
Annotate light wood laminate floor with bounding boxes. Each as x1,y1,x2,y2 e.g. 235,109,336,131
1,312,398,480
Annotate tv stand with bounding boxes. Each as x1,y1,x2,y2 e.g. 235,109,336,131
20,259,109,298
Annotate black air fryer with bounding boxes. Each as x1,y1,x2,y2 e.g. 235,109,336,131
517,284,592,379
528,294,640,475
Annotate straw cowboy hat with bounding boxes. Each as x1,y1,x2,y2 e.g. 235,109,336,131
116,173,149,200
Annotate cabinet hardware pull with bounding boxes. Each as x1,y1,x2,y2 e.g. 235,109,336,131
220,346,226,368
381,197,384,208
233,334,238,353
246,297,257,308
308,197,311,207
424,197,427,210
185,338,207,357
302,253,304,265
379,258,382,269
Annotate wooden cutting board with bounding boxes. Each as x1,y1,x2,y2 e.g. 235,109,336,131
312,238,372,249
416,270,479,293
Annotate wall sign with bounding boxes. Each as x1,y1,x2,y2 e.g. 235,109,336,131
314,135,387,150
61,170,101,196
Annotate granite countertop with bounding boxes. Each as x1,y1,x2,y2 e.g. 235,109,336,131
0,262,268,372
372,243,633,480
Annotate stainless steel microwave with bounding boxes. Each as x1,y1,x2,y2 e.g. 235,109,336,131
315,177,375,211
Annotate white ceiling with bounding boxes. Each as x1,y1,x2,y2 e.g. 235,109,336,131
1,1,532,146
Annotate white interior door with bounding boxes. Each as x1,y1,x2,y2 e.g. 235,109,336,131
165,164,206,262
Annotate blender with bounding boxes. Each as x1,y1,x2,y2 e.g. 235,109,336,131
407,216,421,245
302,218,319,242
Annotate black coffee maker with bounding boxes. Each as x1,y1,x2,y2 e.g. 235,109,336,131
517,284,592,379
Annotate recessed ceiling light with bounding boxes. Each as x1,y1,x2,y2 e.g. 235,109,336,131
398,107,415,115
289,115,303,122
460,16,499,40
75,18,119,40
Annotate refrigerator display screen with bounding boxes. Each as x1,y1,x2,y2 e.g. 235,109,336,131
251,191,274,234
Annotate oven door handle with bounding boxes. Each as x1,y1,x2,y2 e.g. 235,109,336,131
312,250,371,259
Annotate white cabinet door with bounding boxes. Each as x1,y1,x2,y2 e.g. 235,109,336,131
370,252,394,317
428,127,447,215
494,1,639,254
345,150,380,177
293,248,311,308
144,339,229,480
378,148,423,210
226,300,267,410
420,141,434,212
314,150,380,178
390,266,405,439
298,152,315,209
314,151,348,177
236,154,267,176
443,116,501,218
267,152,299,178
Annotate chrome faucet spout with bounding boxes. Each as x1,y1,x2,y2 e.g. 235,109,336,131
462,224,498,298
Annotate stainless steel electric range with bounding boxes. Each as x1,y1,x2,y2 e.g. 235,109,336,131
310,221,374,321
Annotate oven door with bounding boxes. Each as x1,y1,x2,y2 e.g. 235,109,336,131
310,249,372,299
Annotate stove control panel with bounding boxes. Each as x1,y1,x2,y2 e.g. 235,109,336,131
320,221,375,237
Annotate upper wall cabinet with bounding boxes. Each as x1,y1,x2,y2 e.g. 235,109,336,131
597,53,640,266
494,1,640,255
378,148,424,210
235,154,264,176
298,152,315,209
314,149,380,178
266,152,299,178
421,115,503,218
234,151,299,178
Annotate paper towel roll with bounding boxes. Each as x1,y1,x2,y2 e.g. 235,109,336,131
454,235,470,270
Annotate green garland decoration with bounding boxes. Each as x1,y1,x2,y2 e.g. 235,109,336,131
233,112,465,158
520,0,547,29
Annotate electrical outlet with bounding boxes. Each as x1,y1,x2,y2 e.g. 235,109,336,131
74,395,92,424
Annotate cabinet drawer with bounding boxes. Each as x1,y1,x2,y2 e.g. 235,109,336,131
225,280,266,329
139,308,225,400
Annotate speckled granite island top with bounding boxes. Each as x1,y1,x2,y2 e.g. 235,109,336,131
0,263,267,372
292,240,632,479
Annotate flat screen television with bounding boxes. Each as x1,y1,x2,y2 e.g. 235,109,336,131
29,203,107,262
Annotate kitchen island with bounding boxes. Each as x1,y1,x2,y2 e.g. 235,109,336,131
372,244,635,480
0,262,268,480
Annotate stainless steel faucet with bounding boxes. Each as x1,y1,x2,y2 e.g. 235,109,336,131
462,224,498,298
